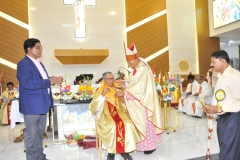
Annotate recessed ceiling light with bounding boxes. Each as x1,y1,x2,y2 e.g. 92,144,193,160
109,11,116,15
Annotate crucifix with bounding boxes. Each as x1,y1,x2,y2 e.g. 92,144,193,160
63,0,96,38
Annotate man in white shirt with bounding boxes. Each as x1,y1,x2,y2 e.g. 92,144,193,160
204,50,240,160
178,75,199,113
186,75,212,117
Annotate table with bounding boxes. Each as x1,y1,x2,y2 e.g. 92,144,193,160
10,100,24,129
10,100,49,130
52,100,95,144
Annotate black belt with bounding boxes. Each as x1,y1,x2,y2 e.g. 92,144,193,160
218,112,233,118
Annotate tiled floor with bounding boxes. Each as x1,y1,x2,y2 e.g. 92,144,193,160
0,109,219,160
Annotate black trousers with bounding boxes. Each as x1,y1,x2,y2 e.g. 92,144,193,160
217,111,240,160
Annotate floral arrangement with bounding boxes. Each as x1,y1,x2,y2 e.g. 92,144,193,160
161,85,171,103
64,132,96,149
165,71,176,91
155,83,161,93
151,65,161,93
60,74,73,102
52,88,62,100
64,132,85,145
61,90,72,96
76,75,94,101
60,74,71,92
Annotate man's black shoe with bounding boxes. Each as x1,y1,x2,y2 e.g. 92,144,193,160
107,153,115,160
120,153,133,160
144,149,156,154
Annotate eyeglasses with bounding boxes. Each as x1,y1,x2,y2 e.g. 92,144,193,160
106,78,115,81
34,46,43,50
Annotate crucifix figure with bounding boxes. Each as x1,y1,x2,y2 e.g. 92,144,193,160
63,0,96,38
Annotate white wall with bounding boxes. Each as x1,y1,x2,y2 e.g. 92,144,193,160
222,45,239,58
29,0,127,84
166,0,198,74
208,0,240,37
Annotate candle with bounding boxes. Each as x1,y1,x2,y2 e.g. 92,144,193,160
162,76,166,83
159,71,161,82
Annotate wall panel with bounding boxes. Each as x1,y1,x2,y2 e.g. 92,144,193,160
0,0,28,24
125,0,169,75
195,0,220,74
126,0,166,27
0,0,28,89
148,52,169,75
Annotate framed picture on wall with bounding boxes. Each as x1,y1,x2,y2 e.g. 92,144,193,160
213,0,240,28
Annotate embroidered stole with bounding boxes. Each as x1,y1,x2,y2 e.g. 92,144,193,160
192,86,202,114
107,102,125,153
182,84,193,106
7,92,14,124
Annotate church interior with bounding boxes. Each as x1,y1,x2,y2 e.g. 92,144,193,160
1,0,240,159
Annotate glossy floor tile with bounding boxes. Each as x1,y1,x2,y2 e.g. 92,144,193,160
0,109,219,160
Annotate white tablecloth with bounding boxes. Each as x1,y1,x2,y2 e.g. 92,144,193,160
10,100,49,130
10,100,24,130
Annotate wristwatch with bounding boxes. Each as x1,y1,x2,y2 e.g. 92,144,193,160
218,106,223,113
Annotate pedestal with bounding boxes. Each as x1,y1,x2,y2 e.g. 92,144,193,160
163,102,178,134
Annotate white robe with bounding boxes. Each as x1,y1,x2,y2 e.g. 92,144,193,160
186,81,212,116
178,80,199,113
206,70,218,91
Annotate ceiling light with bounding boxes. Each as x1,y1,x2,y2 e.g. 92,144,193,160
229,40,233,43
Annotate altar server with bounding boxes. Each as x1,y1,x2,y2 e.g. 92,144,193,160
178,75,199,113
186,75,212,117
